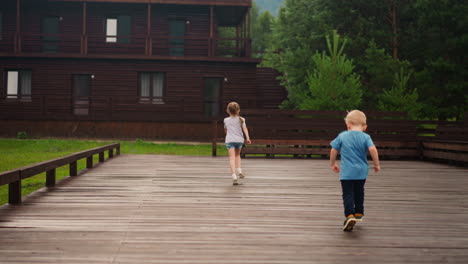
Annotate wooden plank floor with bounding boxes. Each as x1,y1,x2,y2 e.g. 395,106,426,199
0,155,467,263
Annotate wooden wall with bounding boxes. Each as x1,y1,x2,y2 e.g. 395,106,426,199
0,57,258,121
1,1,228,56
256,67,286,109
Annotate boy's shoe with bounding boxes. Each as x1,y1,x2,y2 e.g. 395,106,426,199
355,213,364,222
232,178,239,185
343,215,357,232
238,172,245,179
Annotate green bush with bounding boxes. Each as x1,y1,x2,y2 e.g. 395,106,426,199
16,131,28,139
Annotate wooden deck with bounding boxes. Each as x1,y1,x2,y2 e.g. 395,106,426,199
0,155,467,263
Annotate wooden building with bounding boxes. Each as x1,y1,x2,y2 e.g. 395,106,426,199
0,0,286,140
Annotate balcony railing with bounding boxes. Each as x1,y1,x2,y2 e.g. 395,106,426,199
0,95,259,122
0,32,252,59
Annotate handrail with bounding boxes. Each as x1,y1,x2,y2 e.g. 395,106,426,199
0,143,120,205
2,33,252,58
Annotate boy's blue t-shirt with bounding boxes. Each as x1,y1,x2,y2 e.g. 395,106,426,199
330,130,375,180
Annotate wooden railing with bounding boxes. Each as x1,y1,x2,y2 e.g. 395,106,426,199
0,95,260,122
0,143,120,205
1,32,252,59
211,109,468,165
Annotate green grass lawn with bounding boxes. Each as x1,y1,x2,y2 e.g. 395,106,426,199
0,139,227,205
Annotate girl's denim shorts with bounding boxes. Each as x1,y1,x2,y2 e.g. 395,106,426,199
226,142,243,149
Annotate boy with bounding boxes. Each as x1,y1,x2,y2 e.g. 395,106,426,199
329,110,381,231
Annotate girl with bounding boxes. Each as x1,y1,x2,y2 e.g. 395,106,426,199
224,102,251,185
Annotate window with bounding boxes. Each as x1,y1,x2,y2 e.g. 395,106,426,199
169,20,186,56
72,74,91,116
42,16,60,53
139,72,165,104
203,78,222,117
6,70,32,100
106,15,131,43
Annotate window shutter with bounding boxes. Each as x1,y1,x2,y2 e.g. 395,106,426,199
20,70,32,96
140,73,151,97
118,15,131,44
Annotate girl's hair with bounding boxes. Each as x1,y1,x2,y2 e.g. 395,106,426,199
227,102,244,125
345,110,367,126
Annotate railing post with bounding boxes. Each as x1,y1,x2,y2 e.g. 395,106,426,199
46,169,56,187
99,152,105,162
116,145,120,155
86,155,93,168
70,161,77,176
9,180,22,205
212,120,218,157
108,149,114,158
209,6,214,56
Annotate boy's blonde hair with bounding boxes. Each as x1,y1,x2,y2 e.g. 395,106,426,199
345,110,367,126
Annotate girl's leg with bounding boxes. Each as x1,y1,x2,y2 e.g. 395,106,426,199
228,148,236,176
235,148,242,169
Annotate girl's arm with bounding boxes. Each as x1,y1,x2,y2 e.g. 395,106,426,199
368,146,381,172
242,126,251,144
330,148,340,173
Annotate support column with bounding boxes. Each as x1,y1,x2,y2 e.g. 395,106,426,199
15,0,21,54
81,2,88,54
146,3,152,56
247,7,251,57
9,180,22,205
46,169,56,187
209,6,214,56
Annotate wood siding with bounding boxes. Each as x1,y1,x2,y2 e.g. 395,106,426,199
0,57,258,121
256,67,286,109
0,0,250,58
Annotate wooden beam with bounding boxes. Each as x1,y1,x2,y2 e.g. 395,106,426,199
9,180,22,205
146,3,152,55
46,0,252,7
82,2,88,54
212,120,218,156
209,6,214,56
70,161,78,176
86,156,93,169
46,169,56,187
15,0,21,54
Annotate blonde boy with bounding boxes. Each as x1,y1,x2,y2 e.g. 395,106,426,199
330,110,381,231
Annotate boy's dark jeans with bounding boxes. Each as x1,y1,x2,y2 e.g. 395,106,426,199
340,180,366,217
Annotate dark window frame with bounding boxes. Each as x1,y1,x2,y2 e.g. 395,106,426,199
41,15,61,53
105,15,132,44
71,74,93,116
4,69,32,101
138,72,166,104
203,77,224,117
168,19,187,56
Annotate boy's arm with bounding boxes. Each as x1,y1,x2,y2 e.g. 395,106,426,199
368,146,381,172
242,126,251,144
330,148,340,173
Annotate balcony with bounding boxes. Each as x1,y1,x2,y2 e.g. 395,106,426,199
0,32,253,61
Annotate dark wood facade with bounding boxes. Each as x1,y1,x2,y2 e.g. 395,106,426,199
0,0,288,139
